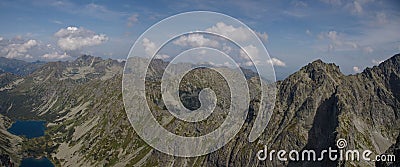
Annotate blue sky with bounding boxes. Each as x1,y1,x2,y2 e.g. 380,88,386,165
0,0,399,79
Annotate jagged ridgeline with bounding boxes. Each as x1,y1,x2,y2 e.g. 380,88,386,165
0,54,399,166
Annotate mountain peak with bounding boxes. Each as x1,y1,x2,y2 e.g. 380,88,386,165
76,54,96,60
73,55,103,66
306,59,339,71
283,59,343,84
304,59,342,78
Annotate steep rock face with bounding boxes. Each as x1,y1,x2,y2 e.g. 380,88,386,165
0,114,22,167
334,55,399,166
264,60,344,166
0,54,398,166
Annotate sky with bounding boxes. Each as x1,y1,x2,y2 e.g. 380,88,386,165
0,0,399,79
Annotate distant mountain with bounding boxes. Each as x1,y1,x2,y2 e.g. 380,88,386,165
0,57,45,76
0,54,398,166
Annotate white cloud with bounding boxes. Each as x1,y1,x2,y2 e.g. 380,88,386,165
326,31,338,41
206,22,252,42
353,66,361,73
142,38,157,56
55,26,108,51
267,58,286,67
1,39,38,59
173,34,219,47
127,14,138,27
42,52,70,59
318,30,359,51
0,36,3,41
240,45,259,60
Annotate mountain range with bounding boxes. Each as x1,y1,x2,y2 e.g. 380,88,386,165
0,53,399,166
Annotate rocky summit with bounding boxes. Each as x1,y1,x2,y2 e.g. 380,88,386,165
0,54,399,166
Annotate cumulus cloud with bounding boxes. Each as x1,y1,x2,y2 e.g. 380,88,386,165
142,38,157,56
207,22,267,42
326,31,338,41
206,22,253,41
42,52,70,59
173,34,219,47
318,30,358,51
55,26,108,51
1,39,38,59
240,45,263,66
127,14,138,27
353,66,361,73
267,58,286,67
240,45,259,60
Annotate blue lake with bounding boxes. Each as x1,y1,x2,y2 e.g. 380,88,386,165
7,120,46,139
20,157,54,167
